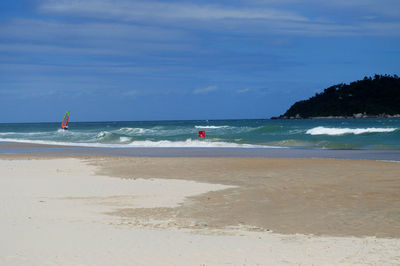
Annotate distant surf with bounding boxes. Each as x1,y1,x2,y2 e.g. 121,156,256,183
0,137,272,148
306,126,397,136
0,118,400,149
195,125,231,129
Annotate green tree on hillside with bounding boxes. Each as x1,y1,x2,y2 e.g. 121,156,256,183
277,75,400,118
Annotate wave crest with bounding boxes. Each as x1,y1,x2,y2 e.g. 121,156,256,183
195,125,230,129
0,137,278,148
118,127,156,135
306,126,397,136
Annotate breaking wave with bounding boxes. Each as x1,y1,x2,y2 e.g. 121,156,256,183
0,137,276,148
195,125,231,129
306,126,397,136
117,127,158,135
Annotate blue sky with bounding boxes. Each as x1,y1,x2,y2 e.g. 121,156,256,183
0,0,399,122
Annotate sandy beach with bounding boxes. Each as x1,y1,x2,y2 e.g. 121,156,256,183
1,154,399,265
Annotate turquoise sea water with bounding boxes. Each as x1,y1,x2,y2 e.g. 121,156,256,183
0,119,399,150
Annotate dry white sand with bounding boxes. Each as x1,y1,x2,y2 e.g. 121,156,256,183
0,158,399,265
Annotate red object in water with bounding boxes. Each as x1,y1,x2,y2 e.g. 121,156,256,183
198,130,205,138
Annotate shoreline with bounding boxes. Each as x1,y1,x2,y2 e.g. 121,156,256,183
2,141,400,161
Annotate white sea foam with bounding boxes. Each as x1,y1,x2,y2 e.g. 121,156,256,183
0,137,280,149
0,132,20,135
306,127,397,136
195,125,230,129
119,137,131,143
118,127,156,135
0,131,50,136
96,131,108,138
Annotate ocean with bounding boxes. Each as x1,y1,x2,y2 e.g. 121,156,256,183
0,118,399,150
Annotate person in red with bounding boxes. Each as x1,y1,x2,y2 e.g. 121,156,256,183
198,130,205,138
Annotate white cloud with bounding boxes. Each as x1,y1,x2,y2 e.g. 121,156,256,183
236,88,250,94
39,0,307,22
246,0,400,17
36,0,400,37
122,90,140,97
193,86,218,95
0,18,195,59
0,18,187,42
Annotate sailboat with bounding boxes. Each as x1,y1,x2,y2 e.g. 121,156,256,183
61,111,70,130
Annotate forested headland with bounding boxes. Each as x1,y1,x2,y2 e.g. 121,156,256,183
273,75,400,119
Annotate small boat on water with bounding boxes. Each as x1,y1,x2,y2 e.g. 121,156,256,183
61,111,69,130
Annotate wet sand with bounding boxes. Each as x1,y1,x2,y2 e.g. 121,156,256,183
93,156,400,237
